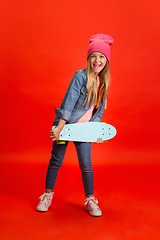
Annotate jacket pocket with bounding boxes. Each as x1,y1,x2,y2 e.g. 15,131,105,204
78,86,88,105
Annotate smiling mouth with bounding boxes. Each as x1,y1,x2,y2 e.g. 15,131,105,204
93,64,101,69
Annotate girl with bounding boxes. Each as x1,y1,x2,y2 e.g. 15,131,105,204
37,34,113,217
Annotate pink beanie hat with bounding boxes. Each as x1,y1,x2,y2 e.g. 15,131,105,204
87,33,113,62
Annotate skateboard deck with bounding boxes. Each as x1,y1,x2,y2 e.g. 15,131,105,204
52,122,116,142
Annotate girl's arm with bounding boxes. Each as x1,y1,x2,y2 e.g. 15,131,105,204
55,71,85,123
50,118,66,141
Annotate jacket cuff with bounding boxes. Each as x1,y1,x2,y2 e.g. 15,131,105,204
55,108,71,121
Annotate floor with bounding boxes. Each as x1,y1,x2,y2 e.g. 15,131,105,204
0,161,160,240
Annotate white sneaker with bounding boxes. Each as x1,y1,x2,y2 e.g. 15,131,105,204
85,196,102,217
36,192,54,212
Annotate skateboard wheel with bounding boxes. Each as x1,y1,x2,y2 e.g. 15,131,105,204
57,140,66,145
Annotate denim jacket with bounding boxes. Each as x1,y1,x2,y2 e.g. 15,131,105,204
53,68,105,126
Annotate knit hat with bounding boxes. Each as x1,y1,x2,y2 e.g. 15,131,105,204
87,34,113,62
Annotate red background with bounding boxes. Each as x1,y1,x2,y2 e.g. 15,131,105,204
0,0,160,163
0,1,160,239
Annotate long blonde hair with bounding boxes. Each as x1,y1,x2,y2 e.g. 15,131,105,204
85,56,110,109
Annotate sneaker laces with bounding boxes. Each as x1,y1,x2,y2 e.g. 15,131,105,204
39,193,51,203
85,196,99,207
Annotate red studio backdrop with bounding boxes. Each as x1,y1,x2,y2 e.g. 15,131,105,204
0,0,160,165
0,1,160,240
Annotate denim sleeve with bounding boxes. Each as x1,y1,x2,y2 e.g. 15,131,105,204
55,71,84,121
94,116,101,122
92,106,104,122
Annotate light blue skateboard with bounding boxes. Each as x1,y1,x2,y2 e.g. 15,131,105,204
52,122,116,143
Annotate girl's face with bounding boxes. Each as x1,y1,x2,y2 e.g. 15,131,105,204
90,52,107,75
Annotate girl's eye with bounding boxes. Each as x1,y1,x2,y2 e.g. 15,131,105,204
100,55,104,58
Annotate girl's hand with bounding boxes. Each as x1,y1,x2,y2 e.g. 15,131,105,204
95,138,103,144
50,118,67,142
50,127,61,141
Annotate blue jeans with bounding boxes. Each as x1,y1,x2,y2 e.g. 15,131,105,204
45,141,94,196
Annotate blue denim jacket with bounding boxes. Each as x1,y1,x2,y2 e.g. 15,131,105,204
53,68,105,126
